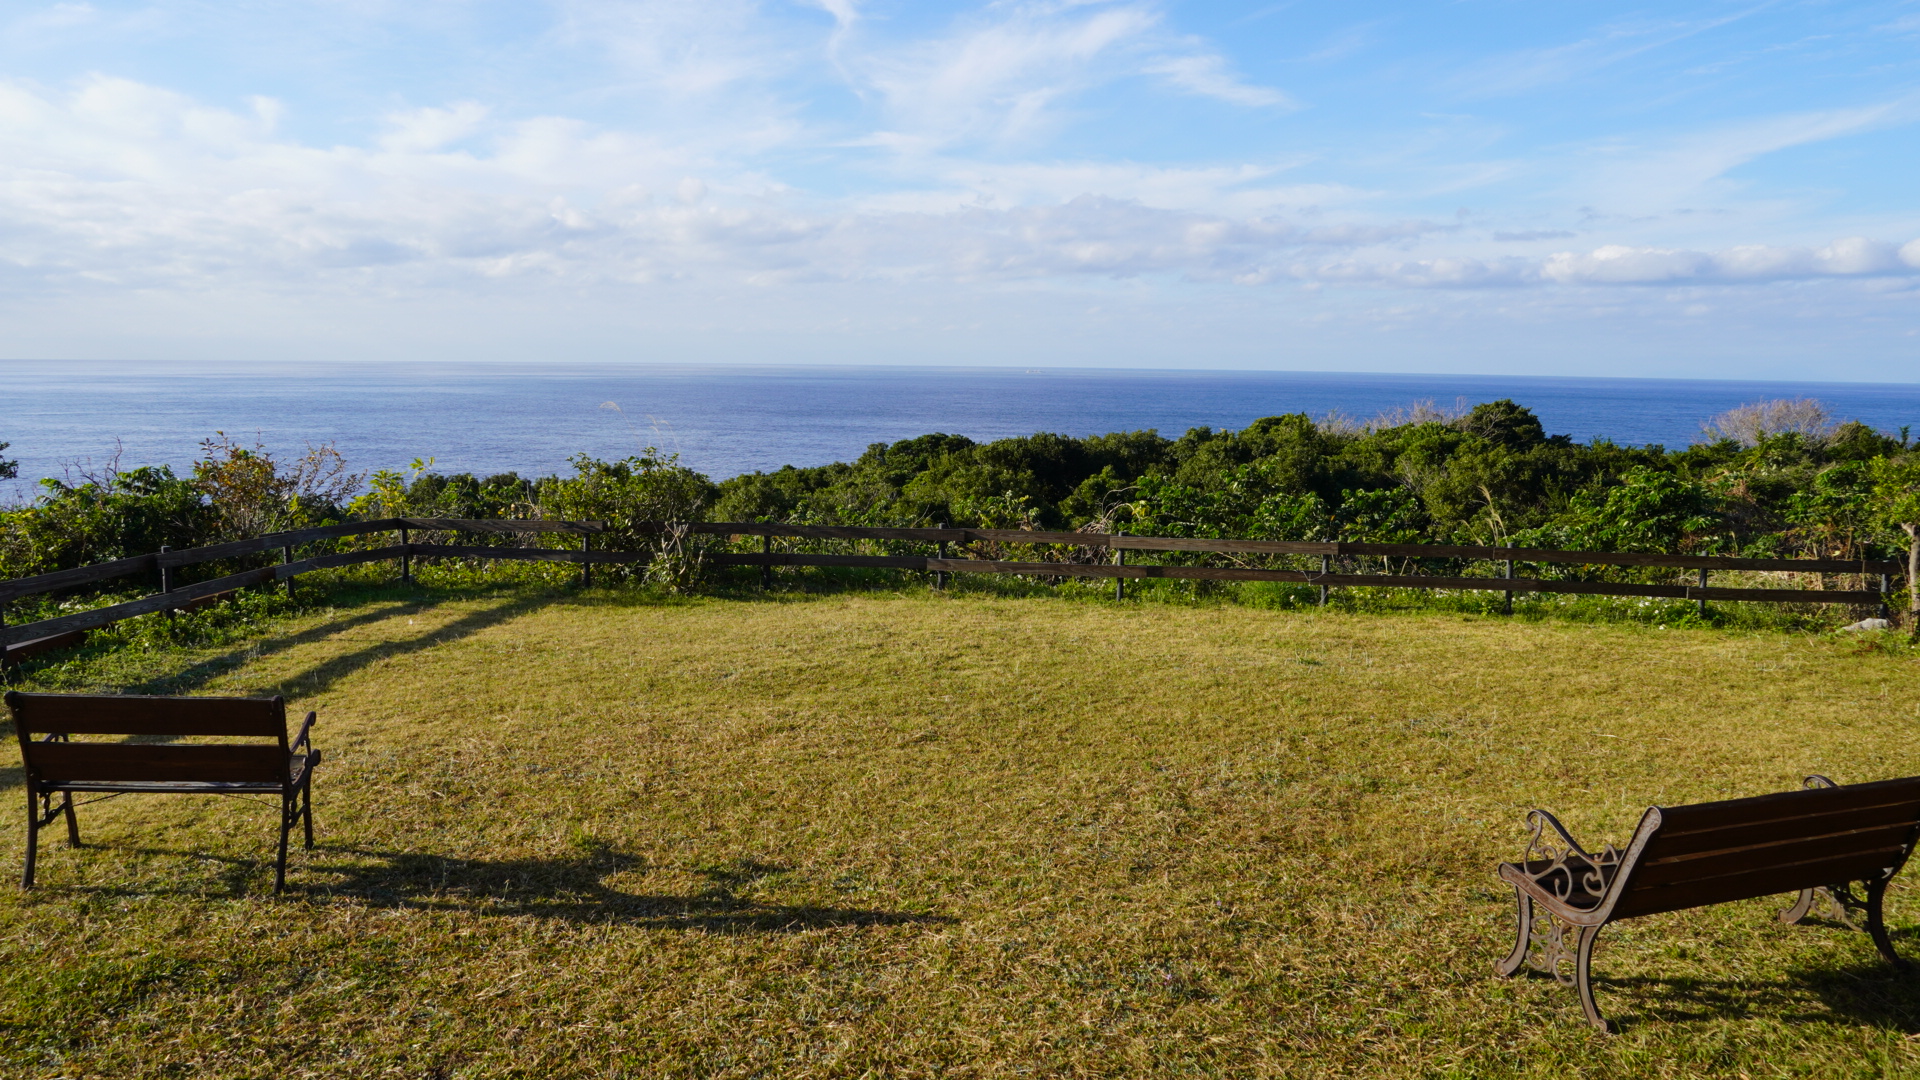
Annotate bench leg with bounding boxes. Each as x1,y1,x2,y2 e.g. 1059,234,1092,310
1574,924,1611,1033
22,790,39,889
1495,888,1533,977
302,780,315,850
61,793,80,848
275,794,293,894
1865,877,1907,970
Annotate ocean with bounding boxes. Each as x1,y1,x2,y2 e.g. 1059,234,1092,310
4,361,1917,499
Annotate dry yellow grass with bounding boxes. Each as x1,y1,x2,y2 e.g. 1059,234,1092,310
3,584,1919,1077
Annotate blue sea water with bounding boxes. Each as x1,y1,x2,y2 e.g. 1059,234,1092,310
3,361,1918,501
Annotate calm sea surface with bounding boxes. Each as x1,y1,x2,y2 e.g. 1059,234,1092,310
4,362,1918,499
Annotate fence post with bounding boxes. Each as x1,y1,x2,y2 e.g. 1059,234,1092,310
760,532,772,590
399,527,411,586
1318,551,1330,608
282,544,295,600
1697,567,1708,616
1115,529,1125,602
1883,573,1893,620
159,545,174,621
582,531,593,589
1503,541,1514,615
935,524,947,590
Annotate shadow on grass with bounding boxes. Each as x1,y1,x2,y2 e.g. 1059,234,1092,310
0,593,552,794
41,843,951,934
1552,932,1920,1033
300,845,951,932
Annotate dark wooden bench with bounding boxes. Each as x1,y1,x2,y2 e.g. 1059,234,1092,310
1496,774,1920,1031
6,691,320,892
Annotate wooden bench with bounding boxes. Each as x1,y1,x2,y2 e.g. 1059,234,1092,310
1496,774,1920,1031
6,691,320,892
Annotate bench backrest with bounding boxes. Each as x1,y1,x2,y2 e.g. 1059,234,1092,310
6,691,291,786
1611,776,1920,920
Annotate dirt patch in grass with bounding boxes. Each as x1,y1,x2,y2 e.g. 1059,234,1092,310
4,587,1920,1077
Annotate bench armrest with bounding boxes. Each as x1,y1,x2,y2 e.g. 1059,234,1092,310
1510,809,1624,912
290,711,317,754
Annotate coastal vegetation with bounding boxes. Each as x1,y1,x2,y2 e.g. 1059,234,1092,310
1,398,1916,630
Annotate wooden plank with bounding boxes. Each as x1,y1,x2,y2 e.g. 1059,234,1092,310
0,554,159,604
674,521,1898,572
709,552,929,570
154,520,403,569
1611,849,1905,919
407,544,651,565
1647,800,1920,859
0,630,88,667
25,743,287,784
715,553,1877,603
0,566,278,647
399,518,608,535
1654,778,1920,833
1331,541,1898,574
1630,825,1916,888
6,691,285,737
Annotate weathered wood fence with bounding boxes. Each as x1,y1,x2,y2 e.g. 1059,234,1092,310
0,517,1900,665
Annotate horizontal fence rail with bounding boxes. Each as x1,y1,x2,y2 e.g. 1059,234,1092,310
0,517,1899,658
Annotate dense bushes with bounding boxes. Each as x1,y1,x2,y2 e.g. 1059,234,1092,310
3,397,1917,616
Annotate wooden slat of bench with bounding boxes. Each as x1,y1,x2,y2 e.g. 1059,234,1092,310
1613,848,1906,919
1648,801,1920,860
7,692,284,737
1632,824,1915,889
1653,777,1920,834
26,743,288,784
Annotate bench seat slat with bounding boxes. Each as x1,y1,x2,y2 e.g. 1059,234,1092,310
1653,777,1920,834
9,694,285,737
1632,823,1914,889
40,780,288,794
28,744,288,784
1612,849,1904,919
1648,800,1920,859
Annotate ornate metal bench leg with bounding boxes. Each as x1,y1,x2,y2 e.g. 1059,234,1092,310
1496,888,1533,977
1780,888,1818,925
61,793,80,847
1864,877,1906,970
1575,924,1612,1033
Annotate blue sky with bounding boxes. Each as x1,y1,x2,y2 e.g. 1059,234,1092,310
2,0,1917,379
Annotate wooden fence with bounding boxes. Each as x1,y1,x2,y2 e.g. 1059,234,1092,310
0,517,1900,664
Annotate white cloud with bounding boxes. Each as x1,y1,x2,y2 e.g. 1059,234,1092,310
1141,53,1294,108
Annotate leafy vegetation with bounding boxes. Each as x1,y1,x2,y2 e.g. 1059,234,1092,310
2,397,1916,628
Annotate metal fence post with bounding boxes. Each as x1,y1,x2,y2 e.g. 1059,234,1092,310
282,544,295,599
762,532,773,590
1697,566,1708,616
159,545,174,621
1115,529,1125,601
1503,541,1514,615
399,528,411,586
1318,552,1330,608
582,531,593,589
1883,573,1893,620
935,524,947,590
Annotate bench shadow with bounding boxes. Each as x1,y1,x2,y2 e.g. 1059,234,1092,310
47,843,951,934
1578,934,1920,1032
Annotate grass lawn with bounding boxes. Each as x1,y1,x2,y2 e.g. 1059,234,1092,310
3,583,1919,1077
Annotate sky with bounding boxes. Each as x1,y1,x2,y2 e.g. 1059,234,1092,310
1,0,1918,380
